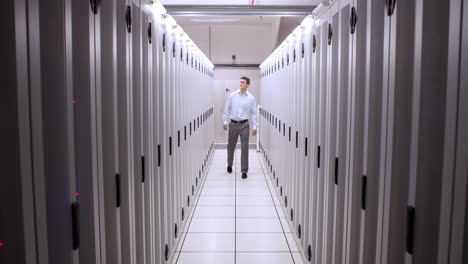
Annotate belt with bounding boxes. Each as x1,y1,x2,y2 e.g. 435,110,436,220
231,119,248,124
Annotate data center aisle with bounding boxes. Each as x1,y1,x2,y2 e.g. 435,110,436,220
173,149,304,264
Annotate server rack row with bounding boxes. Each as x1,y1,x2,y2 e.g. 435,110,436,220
258,0,468,264
2,1,215,264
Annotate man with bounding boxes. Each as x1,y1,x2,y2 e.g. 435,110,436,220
223,76,258,179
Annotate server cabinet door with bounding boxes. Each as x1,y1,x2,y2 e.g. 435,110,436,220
116,1,137,263
99,0,122,263
71,0,105,263
322,4,339,263
454,4,468,260
1,0,42,263
406,0,451,264
152,13,164,264
308,20,322,264
344,0,367,263
443,0,468,263
332,2,351,264
157,18,172,262
377,0,416,263
300,26,313,254
315,14,330,264
38,0,79,263
360,1,385,264
131,4,146,264
142,12,155,264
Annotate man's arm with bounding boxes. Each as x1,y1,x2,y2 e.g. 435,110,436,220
251,97,258,134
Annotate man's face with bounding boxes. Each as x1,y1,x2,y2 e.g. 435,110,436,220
240,79,249,90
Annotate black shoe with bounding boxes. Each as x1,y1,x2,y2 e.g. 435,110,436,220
227,166,232,173
242,173,247,179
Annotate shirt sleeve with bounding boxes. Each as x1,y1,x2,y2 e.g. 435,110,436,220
251,97,258,130
223,94,232,125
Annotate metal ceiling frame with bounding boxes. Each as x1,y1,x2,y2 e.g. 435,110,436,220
165,5,316,16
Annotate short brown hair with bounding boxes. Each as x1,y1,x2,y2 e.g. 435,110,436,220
240,76,250,85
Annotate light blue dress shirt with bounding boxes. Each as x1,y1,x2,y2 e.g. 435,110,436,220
223,90,258,130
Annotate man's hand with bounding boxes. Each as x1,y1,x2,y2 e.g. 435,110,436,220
224,124,228,131
252,129,257,136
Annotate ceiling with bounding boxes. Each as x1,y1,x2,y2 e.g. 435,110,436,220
160,0,316,62
160,0,322,5
160,0,321,6
174,15,280,25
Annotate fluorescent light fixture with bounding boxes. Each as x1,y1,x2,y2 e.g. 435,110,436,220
191,18,241,22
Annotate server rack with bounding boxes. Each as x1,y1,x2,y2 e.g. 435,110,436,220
3,1,215,264
259,1,466,264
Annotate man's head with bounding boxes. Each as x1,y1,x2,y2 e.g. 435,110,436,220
240,76,250,92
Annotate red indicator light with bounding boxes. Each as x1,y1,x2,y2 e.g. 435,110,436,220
75,192,80,196
0,242,4,247
73,99,77,104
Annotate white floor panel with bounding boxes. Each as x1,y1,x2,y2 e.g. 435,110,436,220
176,150,301,264
176,252,235,264
236,252,294,264
193,206,235,218
237,206,278,218
236,187,271,196
236,233,290,251
180,233,235,252
236,196,275,206
188,218,235,233
236,218,283,233
197,196,236,206
201,187,235,196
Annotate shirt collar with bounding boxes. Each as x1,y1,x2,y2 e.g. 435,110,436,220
238,90,248,96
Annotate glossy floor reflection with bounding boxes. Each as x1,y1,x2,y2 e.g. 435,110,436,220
174,150,304,264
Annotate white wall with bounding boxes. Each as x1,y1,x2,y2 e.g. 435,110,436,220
180,23,275,64
212,68,261,144
210,25,272,64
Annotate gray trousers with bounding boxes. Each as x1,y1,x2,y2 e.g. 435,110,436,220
227,121,250,173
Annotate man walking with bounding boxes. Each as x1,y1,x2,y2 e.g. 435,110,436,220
223,76,258,179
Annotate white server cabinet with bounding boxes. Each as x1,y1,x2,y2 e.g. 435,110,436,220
358,0,385,264
141,10,154,264
115,0,137,263
37,0,78,263
301,20,314,255
331,2,351,263
322,3,338,263
1,0,42,263
71,0,111,262
151,9,165,263
404,0,451,263
99,0,122,263
1,0,78,263
376,0,415,262
343,0,366,263
157,16,171,262
131,3,145,264
441,0,468,263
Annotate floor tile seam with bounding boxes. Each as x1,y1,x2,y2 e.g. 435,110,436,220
194,205,278,207
186,231,291,233
177,251,296,253
198,194,278,196
177,250,296,253
174,149,217,264
255,151,296,264
234,151,238,264
191,216,284,218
